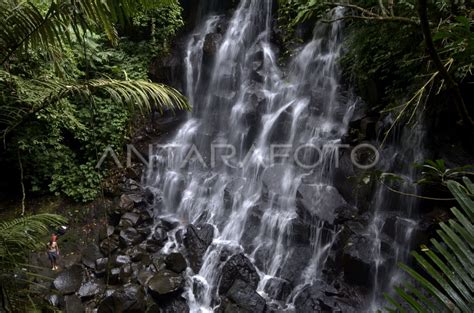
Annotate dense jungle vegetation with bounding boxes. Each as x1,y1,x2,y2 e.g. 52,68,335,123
0,0,473,311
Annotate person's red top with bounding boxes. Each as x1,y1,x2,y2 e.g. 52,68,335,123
51,234,58,242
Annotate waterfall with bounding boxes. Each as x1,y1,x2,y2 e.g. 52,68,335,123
144,1,417,311
367,122,426,311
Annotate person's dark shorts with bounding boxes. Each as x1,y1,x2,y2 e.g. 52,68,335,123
48,252,57,262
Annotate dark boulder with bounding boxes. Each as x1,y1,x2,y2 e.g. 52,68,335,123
276,246,312,285
263,277,292,302
81,244,103,269
119,227,144,247
119,193,146,211
203,33,223,57
97,284,146,313
137,270,154,286
119,212,141,228
165,252,187,273
152,225,169,244
107,267,122,285
296,183,347,224
78,280,105,299
147,269,184,299
64,295,84,313
219,280,266,313
145,239,165,253
126,246,148,263
95,257,109,277
159,217,181,231
114,255,131,266
183,224,214,272
157,296,190,313
218,253,259,295
53,265,83,295
293,282,363,313
99,235,120,255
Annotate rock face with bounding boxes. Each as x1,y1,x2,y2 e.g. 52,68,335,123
183,224,214,272
53,265,84,295
218,254,259,295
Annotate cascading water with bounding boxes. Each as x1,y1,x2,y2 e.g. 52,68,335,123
144,1,414,311
367,122,426,311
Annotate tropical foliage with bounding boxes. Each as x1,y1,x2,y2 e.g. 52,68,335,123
0,213,66,311
278,0,474,131
385,177,474,312
0,0,189,202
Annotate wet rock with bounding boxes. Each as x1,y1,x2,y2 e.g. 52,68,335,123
78,280,105,299
119,212,141,228
97,284,145,313
137,270,154,286
262,164,293,196
114,255,131,266
81,244,103,269
293,282,363,313
107,267,122,285
120,264,133,283
147,269,184,298
119,227,144,247
158,296,190,313
126,246,148,262
119,193,145,211
240,206,263,249
227,279,266,313
165,252,187,273
53,265,83,295
218,253,259,295
136,225,152,237
334,204,359,225
64,295,84,313
287,218,311,245
183,224,214,272
152,225,169,244
276,246,312,285
203,33,223,57
95,257,109,277
264,277,292,301
99,234,120,255
342,234,373,287
159,216,181,231
145,239,164,253
296,183,347,224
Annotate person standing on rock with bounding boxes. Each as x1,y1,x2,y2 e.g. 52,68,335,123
47,239,60,270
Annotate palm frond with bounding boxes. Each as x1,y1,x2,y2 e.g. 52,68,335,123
1,76,189,139
385,178,474,312
0,213,67,262
0,0,180,65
